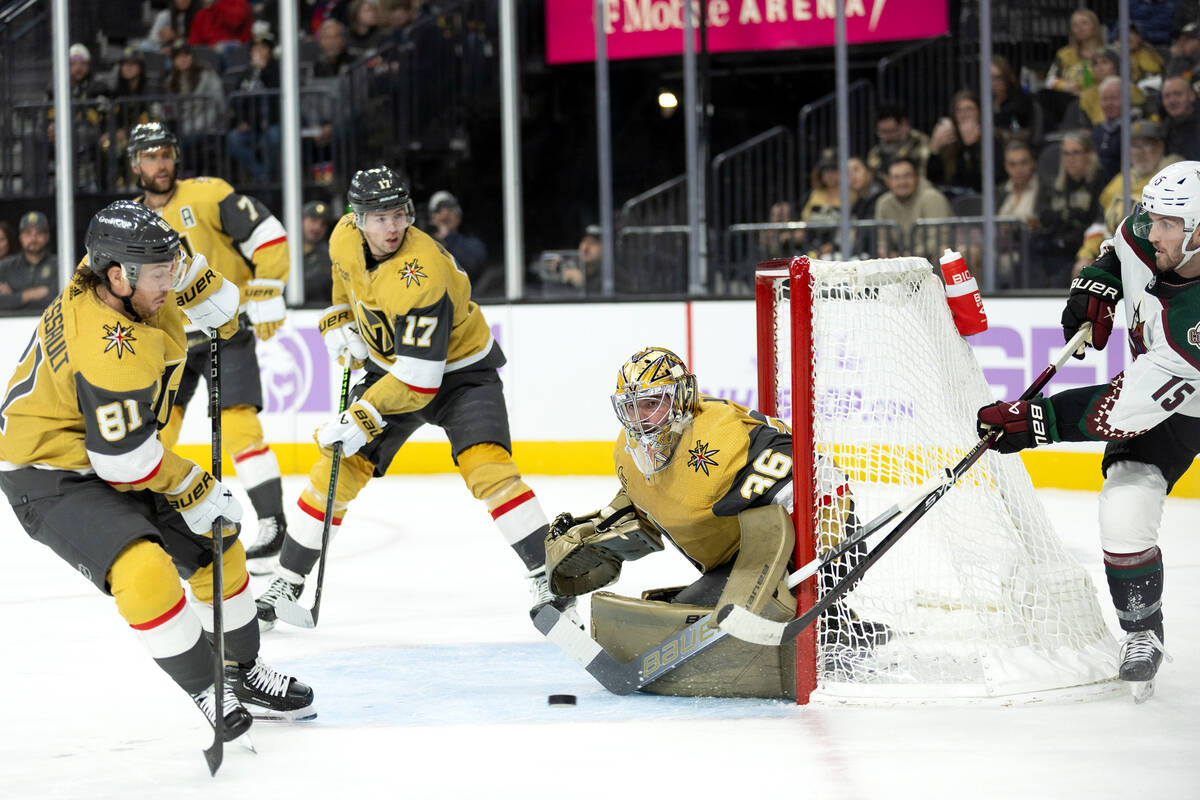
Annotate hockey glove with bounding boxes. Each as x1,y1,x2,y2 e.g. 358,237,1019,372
316,399,385,456
319,304,368,369
1062,267,1121,359
166,465,243,537
242,278,287,341
174,254,240,340
976,397,1058,454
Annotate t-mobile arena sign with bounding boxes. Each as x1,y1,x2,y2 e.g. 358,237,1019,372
546,0,948,64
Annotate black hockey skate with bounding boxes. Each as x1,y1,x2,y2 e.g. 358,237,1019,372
246,514,287,576
255,575,304,632
225,658,316,721
1119,626,1168,703
192,683,254,741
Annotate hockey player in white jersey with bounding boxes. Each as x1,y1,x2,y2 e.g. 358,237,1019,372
976,160,1200,701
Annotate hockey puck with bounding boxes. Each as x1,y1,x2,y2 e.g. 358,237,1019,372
547,694,577,706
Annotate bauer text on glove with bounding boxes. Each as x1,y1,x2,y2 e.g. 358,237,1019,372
316,399,384,456
319,304,369,368
1062,266,1120,358
976,397,1058,454
166,465,243,536
174,254,240,338
243,278,287,341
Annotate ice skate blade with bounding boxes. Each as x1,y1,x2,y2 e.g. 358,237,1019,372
237,731,257,753
1130,680,1155,704
256,617,276,633
242,703,318,722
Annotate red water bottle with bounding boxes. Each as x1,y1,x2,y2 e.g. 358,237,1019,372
939,248,988,336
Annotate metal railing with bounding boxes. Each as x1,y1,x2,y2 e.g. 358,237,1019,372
908,215,1031,290
796,79,875,196
711,125,796,280
876,36,961,137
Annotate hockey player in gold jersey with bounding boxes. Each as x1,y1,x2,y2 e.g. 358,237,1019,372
126,122,292,575
541,347,890,698
0,201,314,743
256,166,567,629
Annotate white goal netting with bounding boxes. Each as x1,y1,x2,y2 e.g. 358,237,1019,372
759,257,1120,704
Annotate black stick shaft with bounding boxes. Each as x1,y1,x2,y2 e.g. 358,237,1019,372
309,367,352,627
203,333,223,775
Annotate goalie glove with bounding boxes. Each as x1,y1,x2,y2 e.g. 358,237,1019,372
319,304,368,369
976,397,1058,454
544,492,663,597
242,278,287,341
1062,265,1121,359
174,254,240,339
165,465,243,537
316,399,384,456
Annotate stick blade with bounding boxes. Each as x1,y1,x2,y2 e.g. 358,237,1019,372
274,599,316,629
203,742,223,776
715,604,788,646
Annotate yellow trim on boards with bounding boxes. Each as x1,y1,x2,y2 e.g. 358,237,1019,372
175,442,1199,499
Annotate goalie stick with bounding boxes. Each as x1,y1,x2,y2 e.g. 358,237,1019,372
717,323,1093,647
533,477,946,694
275,367,353,629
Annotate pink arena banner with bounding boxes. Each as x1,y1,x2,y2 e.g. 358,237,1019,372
545,0,948,64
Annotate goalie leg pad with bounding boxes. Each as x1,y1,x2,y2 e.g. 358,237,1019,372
590,591,795,699
714,505,796,620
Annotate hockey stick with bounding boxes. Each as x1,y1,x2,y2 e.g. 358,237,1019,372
203,332,225,776
716,323,1093,646
532,476,948,694
275,366,353,629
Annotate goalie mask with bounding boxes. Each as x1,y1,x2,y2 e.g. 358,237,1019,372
1132,160,1200,271
612,347,699,476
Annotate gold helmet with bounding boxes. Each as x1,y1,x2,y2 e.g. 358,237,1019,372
612,347,699,475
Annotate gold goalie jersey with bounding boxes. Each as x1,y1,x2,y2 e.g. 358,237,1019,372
614,397,850,572
0,270,197,496
327,215,502,415
139,177,289,290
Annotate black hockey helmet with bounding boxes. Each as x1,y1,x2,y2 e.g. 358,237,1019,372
347,166,414,221
86,201,181,288
127,121,179,165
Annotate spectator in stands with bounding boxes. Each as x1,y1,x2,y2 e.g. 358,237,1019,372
188,0,253,49
165,41,226,171
1032,131,1105,284
1131,0,1182,45
346,0,387,59
797,152,842,256
44,43,108,192
309,0,352,35
103,47,160,189
0,212,57,314
428,190,489,284
314,19,355,77
0,221,15,261
1165,22,1200,77
1160,75,1200,160
1046,9,1105,95
997,140,1039,225
227,33,281,183
991,55,1035,143
301,200,334,307
558,224,603,295
927,90,1003,194
1097,120,1182,233
874,156,952,259
848,156,886,220
143,0,199,55
1091,77,1127,183
758,200,800,260
866,103,930,179
1077,48,1148,128
1125,23,1165,85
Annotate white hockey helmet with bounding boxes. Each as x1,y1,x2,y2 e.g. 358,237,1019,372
1133,160,1200,270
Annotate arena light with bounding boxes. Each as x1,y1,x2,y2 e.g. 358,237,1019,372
657,90,678,117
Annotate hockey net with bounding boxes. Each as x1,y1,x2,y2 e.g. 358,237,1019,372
755,256,1120,705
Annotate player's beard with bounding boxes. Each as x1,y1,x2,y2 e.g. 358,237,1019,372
138,165,176,196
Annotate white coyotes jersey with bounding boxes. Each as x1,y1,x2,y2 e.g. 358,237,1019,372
1105,217,1200,435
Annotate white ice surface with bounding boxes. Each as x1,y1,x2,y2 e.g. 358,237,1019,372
0,475,1196,799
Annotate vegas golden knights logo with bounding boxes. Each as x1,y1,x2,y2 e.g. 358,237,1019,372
354,302,395,357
